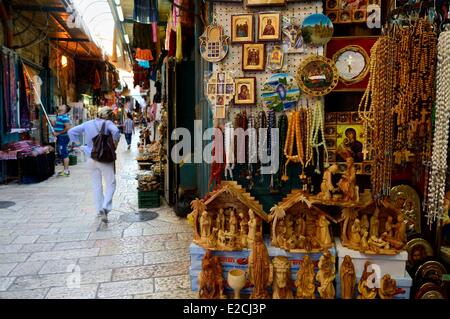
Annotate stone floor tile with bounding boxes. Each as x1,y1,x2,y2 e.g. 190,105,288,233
164,240,191,250
87,231,123,240
37,233,90,243
144,249,190,265
0,244,23,253
154,275,190,292
0,252,30,263
38,259,78,275
20,243,55,253
97,279,154,298
0,288,49,299
9,261,45,276
112,261,190,282
28,248,100,261
52,240,96,251
0,277,16,291
134,289,198,299
0,263,17,276
46,284,98,299
77,253,143,271
13,235,40,244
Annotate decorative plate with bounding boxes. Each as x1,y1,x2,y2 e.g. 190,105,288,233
301,13,334,45
261,73,300,111
333,45,369,84
390,185,421,235
414,282,447,299
405,238,434,267
296,55,339,96
415,261,447,286
199,22,230,63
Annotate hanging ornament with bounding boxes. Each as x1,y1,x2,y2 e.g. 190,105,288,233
199,20,230,63
267,45,285,71
301,13,334,46
206,71,235,119
261,73,300,111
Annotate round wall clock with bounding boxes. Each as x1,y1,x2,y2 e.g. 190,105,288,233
261,73,300,111
296,55,339,96
333,45,369,85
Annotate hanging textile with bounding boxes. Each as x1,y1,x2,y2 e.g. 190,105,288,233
137,60,151,69
176,20,183,62
135,48,154,61
2,48,18,132
133,23,155,50
18,61,30,129
133,0,159,24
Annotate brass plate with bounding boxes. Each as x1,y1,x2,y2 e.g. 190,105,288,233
405,238,434,266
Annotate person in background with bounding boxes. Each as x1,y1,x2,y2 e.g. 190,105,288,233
123,113,135,149
68,107,121,222
52,104,72,177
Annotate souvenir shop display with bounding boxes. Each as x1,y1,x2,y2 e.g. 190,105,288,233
199,21,230,63
357,261,378,299
379,274,404,299
248,234,271,299
340,255,356,299
316,249,336,299
246,0,286,6
295,255,316,299
301,13,334,45
257,12,282,42
261,73,300,111
231,14,254,43
206,71,236,118
296,55,339,96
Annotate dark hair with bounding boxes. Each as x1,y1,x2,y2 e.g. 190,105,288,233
127,113,133,119
66,105,71,113
345,128,356,136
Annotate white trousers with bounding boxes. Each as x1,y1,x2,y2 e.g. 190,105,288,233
86,158,116,213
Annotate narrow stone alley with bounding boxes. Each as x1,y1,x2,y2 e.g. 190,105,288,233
0,138,195,299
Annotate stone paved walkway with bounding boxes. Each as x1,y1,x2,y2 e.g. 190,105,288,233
0,135,196,299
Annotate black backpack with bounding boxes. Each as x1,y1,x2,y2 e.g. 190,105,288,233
91,120,116,163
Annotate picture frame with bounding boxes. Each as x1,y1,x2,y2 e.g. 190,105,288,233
242,43,265,71
231,14,254,43
266,45,284,71
246,0,285,7
295,55,339,96
325,0,369,24
257,12,282,42
234,77,257,105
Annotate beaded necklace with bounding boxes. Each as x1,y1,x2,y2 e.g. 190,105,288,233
282,110,306,181
310,100,328,174
278,114,288,182
426,30,450,227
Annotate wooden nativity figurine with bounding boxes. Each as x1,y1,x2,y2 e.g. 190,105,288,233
378,274,404,299
316,249,336,299
248,234,272,299
190,181,268,251
198,250,226,299
317,164,339,200
357,261,377,299
269,191,337,253
340,255,356,299
271,256,294,299
295,255,316,299
337,157,359,202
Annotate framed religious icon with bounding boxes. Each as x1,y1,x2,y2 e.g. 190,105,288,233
242,43,265,71
261,73,300,111
296,55,339,96
301,13,334,45
325,0,370,24
234,77,256,105
266,45,284,71
199,22,230,63
206,71,235,118
390,185,422,236
326,36,377,91
231,14,254,43
324,111,372,175
246,0,285,6
258,12,281,42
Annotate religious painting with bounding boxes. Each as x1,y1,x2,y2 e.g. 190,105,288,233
231,14,254,43
261,73,300,111
234,77,256,105
296,55,339,96
266,45,284,71
258,12,281,42
246,0,286,6
242,43,265,71
206,71,235,119
325,111,372,175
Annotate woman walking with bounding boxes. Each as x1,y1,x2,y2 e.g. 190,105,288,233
68,107,121,222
